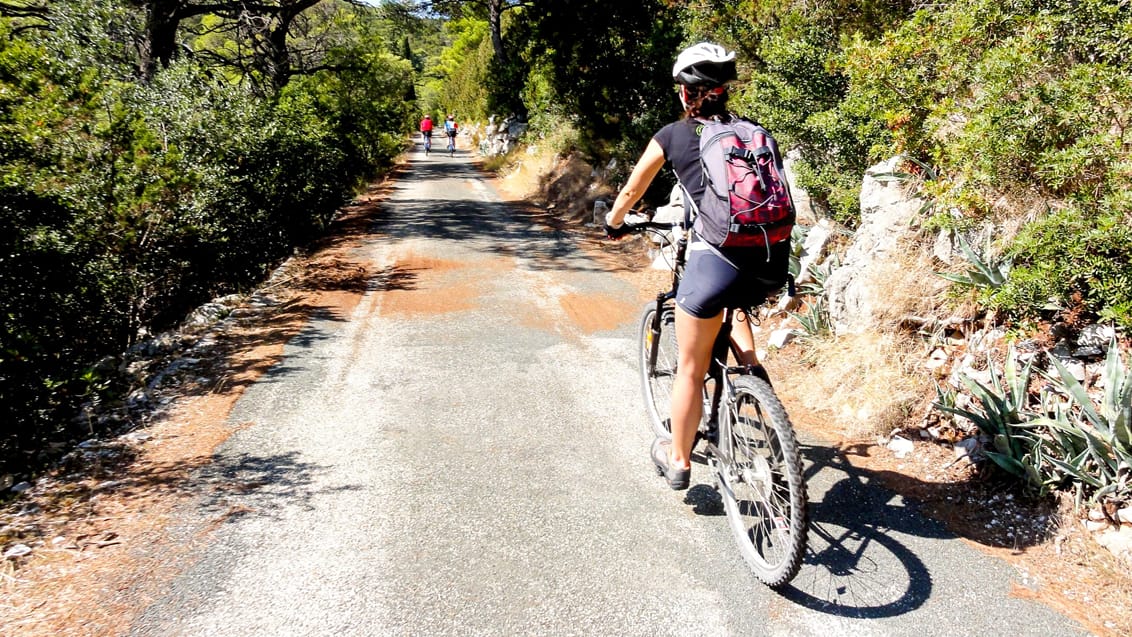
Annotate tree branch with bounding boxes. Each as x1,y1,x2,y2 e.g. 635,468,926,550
0,1,48,18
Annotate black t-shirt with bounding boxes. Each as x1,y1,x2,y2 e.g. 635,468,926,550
653,115,789,271
653,118,707,203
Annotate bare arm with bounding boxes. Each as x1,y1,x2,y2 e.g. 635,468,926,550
605,139,666,228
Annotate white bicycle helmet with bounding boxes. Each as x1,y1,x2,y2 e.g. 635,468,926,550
672,42,737,86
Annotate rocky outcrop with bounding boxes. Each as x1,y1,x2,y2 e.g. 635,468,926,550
825,157,927,335
474,115,529,156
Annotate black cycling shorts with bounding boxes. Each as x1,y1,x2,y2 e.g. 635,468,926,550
675,238,790,319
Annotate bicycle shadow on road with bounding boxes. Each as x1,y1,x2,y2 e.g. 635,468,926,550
776,443,940,618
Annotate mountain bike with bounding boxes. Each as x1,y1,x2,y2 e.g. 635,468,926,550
422,131,432,156
622,217,808,588
446,132,456,157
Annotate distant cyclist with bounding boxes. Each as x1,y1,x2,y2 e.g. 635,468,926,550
444,114,458,155
419,115,434,154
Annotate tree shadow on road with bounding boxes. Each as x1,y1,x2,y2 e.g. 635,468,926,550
196,450,363,521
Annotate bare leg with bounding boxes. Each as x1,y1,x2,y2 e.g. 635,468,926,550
669,306,724,469
729,309,760,367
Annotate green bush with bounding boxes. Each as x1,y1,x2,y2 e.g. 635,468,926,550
0,2,414,475
990,206,1132,329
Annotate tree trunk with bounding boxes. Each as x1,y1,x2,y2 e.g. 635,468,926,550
264,17,292,93
140,0,182,81
487,0,506,63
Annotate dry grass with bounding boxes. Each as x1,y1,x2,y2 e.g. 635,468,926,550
778,331,924,439
873,234,954,328
486,141,617,223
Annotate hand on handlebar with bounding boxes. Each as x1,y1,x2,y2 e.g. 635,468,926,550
604,223,631,240
603,210,630,240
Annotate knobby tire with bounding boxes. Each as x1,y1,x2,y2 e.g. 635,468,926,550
638,303,677,439
717,375,807,588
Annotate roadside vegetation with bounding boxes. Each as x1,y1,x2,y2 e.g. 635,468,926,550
0,0,1130,631
0,0,421,478
3,0,1130,550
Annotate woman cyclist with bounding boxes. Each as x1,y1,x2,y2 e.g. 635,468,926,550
604,43,790,490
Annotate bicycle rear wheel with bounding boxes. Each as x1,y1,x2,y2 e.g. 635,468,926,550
717,375,807,587
638,302,677,439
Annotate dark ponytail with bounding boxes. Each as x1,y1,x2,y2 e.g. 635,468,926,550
683,85,730,119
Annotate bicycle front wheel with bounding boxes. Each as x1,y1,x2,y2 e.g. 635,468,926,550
717,375,807,587
638,302,677,439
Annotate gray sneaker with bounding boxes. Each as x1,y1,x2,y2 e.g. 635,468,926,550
650,438,690,490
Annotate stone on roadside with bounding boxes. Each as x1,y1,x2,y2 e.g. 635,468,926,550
768,329,795,349
1072,346,1104,359
1077,324,1116,351
1084,519,1109,533
795,220,832,285
4,544,32,559
925,348,949,370
954,437,980,459
887,435,914,459
1094,526,1132,564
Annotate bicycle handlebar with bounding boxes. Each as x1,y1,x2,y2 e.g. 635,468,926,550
620,220,683,233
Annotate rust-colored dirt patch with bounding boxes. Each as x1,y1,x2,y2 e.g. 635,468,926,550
558,292,638,334
378,251,478,317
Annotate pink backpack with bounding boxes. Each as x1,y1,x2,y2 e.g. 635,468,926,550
686,117,795,249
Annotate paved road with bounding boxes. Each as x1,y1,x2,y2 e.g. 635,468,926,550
129,143,1087,636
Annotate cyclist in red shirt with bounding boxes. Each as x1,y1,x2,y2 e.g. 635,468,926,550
419,115,434,154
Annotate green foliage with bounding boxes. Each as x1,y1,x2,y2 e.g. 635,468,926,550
988,205,1132,329
787,296,831,339
828,0,1132,326
524,0,684,163
423,17,492,119
936,234,1010,294
933,342,1132,504
935,345,1040,483
0,1,414,475
1031,344,1132,504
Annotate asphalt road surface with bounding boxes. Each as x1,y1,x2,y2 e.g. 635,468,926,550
129,142,1087,636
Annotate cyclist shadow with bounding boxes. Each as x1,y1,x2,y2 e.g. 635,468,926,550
777,443,939,618
684,442,937,618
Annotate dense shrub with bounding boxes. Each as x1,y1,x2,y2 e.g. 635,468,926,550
838,0,1132,326
422,17,493,120
0,2,413,475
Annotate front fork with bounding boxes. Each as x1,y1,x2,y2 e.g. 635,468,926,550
646,290,675,374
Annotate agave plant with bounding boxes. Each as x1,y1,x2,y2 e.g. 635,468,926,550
1031,341,1132,504
936,233,1011,291
788,295,831,339
799,255,839,297
933,344,1041,484
788,224,809,280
